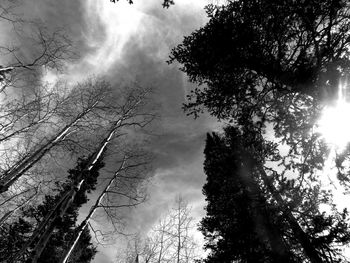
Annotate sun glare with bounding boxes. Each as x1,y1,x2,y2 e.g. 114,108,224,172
317,81,350,150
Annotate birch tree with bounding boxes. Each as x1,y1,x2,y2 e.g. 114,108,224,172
117,197,200,263
0,1,74,93
60,149,150,263
0,156,100,263
10,85,154,262
170,197,198,263
0,85,68,144
0,79,122,193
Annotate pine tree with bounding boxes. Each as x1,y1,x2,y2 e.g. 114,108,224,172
200,126,350,263
201,129,294,263
170,0,350,119
0,156,102,263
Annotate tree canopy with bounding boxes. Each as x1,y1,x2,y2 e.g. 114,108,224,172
170,0,350,120
170,2,350,261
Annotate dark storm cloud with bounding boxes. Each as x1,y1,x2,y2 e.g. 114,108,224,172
150,131,206,169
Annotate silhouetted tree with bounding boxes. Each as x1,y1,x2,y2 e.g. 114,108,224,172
202,129,294,263
0,156,101,262
170,0,350,118
169,1,346,183
170,4,350,260
201,126,350,263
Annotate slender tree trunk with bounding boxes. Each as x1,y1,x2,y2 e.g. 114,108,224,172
0,190,37,226
239,161,294,263
257,166,323,263
176,206,181,263
0,119,43,143
0,102,98,193
59,157,126,263
11,118,123,263
12,92,145,262
157,229,165,263
10,191,69,263
31,218,58,263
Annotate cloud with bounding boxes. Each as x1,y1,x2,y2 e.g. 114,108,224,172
93,249,115,263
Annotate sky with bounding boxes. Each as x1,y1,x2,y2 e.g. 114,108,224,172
5,0,219,262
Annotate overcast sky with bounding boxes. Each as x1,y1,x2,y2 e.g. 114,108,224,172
12,1,220,262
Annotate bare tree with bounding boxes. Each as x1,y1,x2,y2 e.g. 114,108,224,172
0,79,131,193
0,182,41,226
10,84,155,262
59,157,127,263
0,84,68,144
171,196,197,263
60,148,150,263
0,1,75,93
117,197,201,263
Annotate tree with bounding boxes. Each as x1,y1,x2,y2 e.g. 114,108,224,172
202,129,293,263
170,0,350,117
0,0,75,93
169,3,350,260
60,151,149,263
0,79,102,192
0,156,100,263
169,1,345,182
0,84,68,144
117,197,200,263
9,84,154,262
201,126,350,263
168,0,350,156
171,196,199,263
0,79,146,193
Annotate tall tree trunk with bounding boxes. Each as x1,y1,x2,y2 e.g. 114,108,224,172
176,205,181,263
239,160,294,263
12,91,146,262
10,192,68,263
59,157,126,263
31,217,58,263
157,227,165,263
257,166,323,263
0,102,98,193
11,118,123,263
0,118,45,143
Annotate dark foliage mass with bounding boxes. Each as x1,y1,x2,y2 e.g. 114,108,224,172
202,127,350,263
170,0,350,119
0,157,103,262
202,129,289,263
174,1,350,260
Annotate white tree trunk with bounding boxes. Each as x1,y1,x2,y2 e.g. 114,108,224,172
59,157,127,263
0,102,98,193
